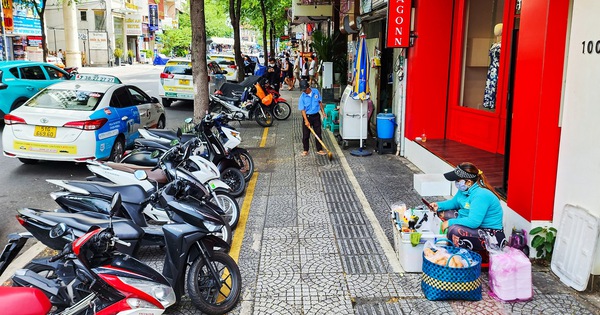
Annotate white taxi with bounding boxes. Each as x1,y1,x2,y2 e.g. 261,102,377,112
158,59,226,107
2,74,166,164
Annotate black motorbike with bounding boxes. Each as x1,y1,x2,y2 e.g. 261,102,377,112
121,117,247,197
2,192,242,314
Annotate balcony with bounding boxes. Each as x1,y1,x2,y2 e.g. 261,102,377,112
291,0,333,25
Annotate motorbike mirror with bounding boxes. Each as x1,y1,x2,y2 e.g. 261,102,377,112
184,117,193,124
110,192,122,217
49,223,68,239
177,128,183,138
134,170,148,181
151,150,161,158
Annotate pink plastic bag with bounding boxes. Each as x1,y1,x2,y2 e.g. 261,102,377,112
489,246,533,301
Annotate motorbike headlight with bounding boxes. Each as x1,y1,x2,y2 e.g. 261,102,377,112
119,277,176,308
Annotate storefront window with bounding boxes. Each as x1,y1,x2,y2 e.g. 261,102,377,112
460,0,504,111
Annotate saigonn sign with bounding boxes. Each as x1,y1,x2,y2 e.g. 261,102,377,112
386,0,411,48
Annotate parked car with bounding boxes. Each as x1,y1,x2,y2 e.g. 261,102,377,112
2,74,166,164
0,61,71,118
46,56,65,68
158,58,227,107
208,54,240,82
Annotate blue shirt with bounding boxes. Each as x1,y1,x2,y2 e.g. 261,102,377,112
298,88,322,114
437,183,503,230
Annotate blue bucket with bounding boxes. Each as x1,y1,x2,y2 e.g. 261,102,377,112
377,113,396,139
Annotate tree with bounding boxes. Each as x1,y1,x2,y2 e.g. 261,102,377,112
259,0,267,65
190,0,209,120
241,0,290,64
205,0,232,38
161,13,192,56
229,0,244,82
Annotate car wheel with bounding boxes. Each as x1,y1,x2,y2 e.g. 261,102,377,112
11,99,26,112
162,98,172,107
18,158,39,165
157,115,166,129
109,137,125,162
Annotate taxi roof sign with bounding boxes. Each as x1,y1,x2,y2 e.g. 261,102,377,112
73,73,122,84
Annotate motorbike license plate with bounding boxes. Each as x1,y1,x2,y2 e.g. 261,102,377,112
179,79,190,85
34,126,57,138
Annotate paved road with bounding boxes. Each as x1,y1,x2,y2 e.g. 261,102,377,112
0,64,194,245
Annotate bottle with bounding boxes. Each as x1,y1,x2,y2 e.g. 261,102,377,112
421,131,427,143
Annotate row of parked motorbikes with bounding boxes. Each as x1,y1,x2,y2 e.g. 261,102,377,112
0,111,256,314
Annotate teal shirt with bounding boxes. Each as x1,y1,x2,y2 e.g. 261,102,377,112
298,88,322,114
437,183,503,230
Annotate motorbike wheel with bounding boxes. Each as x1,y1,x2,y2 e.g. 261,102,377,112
272,101,291,120
234,151,254,182
213,192,240,229
220,167,246,198
254,106,274,127
187,251,242,315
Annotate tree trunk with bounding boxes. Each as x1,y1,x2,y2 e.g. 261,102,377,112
229,0,244,82
190,0,209,121
260,0,268,65
269,20,275,57
33,2,47,62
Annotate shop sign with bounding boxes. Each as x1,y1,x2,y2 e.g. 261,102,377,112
125,14,142,36
89,32,107,50
27,35,41,47
148,4,158,32
2,0,13,33
386,0,411,48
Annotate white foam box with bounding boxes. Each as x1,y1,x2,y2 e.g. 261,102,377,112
413,174,452,196
396,230,446,273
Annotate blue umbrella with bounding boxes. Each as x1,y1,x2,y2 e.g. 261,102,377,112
351,35,370,101
350,34,372,156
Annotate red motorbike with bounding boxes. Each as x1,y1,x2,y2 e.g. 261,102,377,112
264,82,291,120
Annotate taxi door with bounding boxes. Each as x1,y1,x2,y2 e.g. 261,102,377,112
109,86,141,147
126,85,157,128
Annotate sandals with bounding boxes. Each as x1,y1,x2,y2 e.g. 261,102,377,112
301,151,308,156
316,151,327,156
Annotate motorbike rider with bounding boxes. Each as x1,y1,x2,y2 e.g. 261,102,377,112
265,57,281,92
298,79,326,156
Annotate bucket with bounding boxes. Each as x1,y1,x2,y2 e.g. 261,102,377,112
377,113,396,139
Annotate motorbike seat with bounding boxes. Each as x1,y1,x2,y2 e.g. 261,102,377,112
144,129,198,143
63,181,149,205
134,138,172,151
214,94,240,103
0,287,51,314
104,162,168,184
31,210,143,240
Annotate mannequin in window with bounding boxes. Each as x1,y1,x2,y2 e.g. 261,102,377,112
483,23,502,109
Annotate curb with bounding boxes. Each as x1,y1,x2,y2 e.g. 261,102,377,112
0,241,47,285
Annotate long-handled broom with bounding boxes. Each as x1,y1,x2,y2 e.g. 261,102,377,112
307,125,333,161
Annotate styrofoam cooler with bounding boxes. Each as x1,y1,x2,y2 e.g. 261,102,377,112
489,246,533,301
393,222,445,272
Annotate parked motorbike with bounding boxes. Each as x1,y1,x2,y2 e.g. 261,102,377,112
139,113,254,182
64,66,79,75
1,192,242,314
264,82,292,120
122,119,247,197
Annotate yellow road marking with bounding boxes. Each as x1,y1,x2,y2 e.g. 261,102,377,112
229,172,258,262
260,127,269,147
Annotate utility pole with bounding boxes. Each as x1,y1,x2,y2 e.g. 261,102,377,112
63,0,81,67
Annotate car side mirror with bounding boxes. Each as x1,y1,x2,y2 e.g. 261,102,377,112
150,96,159,103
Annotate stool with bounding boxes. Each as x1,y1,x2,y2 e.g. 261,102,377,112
329,110,339,132
376,137,395,154
323,103,336,128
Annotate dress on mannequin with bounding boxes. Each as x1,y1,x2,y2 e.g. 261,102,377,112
483,41,501,109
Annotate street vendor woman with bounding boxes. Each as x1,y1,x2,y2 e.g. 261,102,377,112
430,162,506,251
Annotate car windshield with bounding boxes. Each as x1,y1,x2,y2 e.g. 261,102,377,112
26,89,105,110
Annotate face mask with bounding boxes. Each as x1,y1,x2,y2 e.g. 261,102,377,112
269,63,275,67
455,180,469,191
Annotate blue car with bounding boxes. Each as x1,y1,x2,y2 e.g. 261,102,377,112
0,61,70,118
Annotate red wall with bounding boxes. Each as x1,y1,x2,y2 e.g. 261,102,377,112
405,0,454,140
506,0,568,221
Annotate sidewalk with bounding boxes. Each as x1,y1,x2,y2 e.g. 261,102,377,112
220,86,599,315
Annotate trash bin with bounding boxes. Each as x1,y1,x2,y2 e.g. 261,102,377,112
377,113,396,139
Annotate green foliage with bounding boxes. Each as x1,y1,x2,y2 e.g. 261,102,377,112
310,30,333,62
206,0,233,37
240,0,290,40
127,49,134,58
530,226,557,262
161,12,192,57
113,48,123,59
141,49,154,58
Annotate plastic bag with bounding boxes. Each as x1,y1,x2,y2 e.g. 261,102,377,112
423,240,471,268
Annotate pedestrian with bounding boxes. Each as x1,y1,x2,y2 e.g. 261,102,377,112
57,49,64,64
292,53,300,89
265,57,281,92
309,55,317,86
298,79,326,156
301,57,309,81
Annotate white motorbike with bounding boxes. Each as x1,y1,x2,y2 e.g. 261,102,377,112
85,154,241,228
